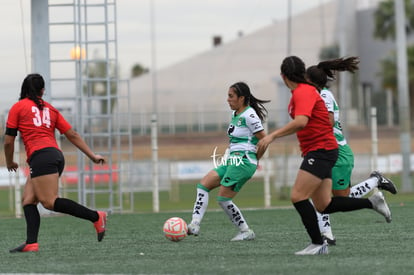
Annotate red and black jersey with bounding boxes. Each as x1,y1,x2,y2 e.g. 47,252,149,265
6,98,72,161
288,83,338,156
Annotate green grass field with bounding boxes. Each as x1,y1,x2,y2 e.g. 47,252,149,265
1,174,413,274
0,198,413,274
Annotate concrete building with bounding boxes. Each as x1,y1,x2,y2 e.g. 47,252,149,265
117,0,395,133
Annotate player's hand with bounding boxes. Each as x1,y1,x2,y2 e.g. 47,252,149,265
92,154,106,165
257,135,273,154
7,162,19,172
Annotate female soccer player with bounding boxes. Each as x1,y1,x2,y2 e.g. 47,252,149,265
306,57,397,245
187,82,269,241
4,73,107,252
257,56,392,255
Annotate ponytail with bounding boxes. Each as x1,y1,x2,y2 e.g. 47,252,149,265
307,56,359,89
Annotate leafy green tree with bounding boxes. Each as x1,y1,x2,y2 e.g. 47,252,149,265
84,58,118,115
319,44,339,60
131,63,149,78
374,0,414,40
374,0,414,122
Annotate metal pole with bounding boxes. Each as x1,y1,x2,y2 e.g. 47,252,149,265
150,0,160,212
75,0,86,205
13,139,22,218
338,0,348,138
287,0,292,56
370,107,378,171
263,121,271,208
31,0,51,101
395,0,412,192
386,89,394,127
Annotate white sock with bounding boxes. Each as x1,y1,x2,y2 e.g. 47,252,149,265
316,211,332,234
218,199,249,232
349,177,378,198
191,187,209,224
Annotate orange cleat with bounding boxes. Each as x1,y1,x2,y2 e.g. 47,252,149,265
10,242,39,253
93,211,107,242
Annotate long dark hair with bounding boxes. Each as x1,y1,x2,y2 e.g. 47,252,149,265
20,73,45,110
306,56,359,90
280,56,309,84
230,82,270,121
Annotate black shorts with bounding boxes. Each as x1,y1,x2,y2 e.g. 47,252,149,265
29,147,65,178
300,149,338,180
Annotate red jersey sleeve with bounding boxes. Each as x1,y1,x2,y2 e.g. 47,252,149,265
5,103,20,129
55,109,72,134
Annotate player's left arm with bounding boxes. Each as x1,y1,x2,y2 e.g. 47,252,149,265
328,112,334,127
63,128,106,164
254,130,266,160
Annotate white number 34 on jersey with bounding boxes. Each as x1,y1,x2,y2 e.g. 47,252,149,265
32,106,51,128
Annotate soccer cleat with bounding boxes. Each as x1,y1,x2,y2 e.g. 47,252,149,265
322,231,336,246
295,240,328,255
230,229,256,241
94,211,107,242
187,222,200,236
9,242,39,253
368,190,392,223
370,171,397,194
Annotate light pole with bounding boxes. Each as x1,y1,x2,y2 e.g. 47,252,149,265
70,45,87,204
150,0,160,212
395,0,412,192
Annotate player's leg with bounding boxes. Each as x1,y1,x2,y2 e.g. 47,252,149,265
217,159,256,241
350,171,397,198
323,148,353,245
293,171,330,255
32,173,106,241
293,149,338,255
32,148,106,242
315,210,334,245
10,177,40,253
293,170,328,242
188,169,221,235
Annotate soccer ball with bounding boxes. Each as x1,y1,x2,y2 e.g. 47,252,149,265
163,217,188,242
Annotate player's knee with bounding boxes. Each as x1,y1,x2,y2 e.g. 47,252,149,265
39,199,55,210
290,192,305,204
217,197,232,208
21,194,37,206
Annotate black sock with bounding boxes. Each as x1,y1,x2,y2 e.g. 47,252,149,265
322,196,372,214
23,204,40,244
293,200,323,245
53,198,98,222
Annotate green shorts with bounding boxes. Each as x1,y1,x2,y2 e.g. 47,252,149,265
331,144,354,191
214,152,257,192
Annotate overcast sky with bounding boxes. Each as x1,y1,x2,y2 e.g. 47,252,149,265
2,0,380,110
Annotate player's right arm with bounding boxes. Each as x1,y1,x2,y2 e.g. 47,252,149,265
4,104,20,172
4,131,18,172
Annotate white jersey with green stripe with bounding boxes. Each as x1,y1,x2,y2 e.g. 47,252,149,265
320,88,347,146
227,106,264,155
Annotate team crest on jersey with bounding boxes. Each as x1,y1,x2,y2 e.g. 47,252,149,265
237,118,243,126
